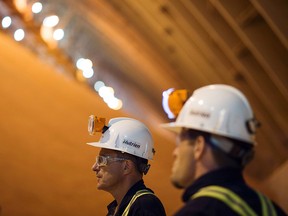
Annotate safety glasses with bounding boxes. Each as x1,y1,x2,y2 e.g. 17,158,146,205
95,155,126,167
162,88,190,119
88,115,108,135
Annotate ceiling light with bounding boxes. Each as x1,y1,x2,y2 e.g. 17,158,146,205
94,81,105,92
53,28,64,40
82,68,94,78
76,58,93,70
14,29,25,41
99,86,114,98
32,2,43,14
2,16,12,29
43,15,59,27
108,98,123,110
40,25,53,41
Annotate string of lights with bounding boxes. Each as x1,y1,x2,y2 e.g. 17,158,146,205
0,0,123,110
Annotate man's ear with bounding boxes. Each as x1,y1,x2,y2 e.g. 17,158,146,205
193,135,206,160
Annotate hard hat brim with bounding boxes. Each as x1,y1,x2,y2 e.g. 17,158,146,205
161,123,256,146
161,122,183,133
87,142,154,160
86,142,122,152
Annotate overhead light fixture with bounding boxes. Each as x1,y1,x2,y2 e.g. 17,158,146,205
14,28,25,41
43,15,59,28
82,68,94,78
2,16,12,29
99,86,114,98
32,2,43,14
94,81,105,92
107,98,123,110
2,0,123,111
76,58,93,70
53,28,64,41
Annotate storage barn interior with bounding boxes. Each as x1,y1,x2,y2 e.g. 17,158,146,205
0,0,287,215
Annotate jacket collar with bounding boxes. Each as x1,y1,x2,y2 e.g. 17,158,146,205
107,179,151,215
182,167,245,202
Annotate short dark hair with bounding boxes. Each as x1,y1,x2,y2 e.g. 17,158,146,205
116,152,149,175
184,129,254,167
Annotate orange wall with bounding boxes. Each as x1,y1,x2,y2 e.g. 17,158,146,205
0,32,181,215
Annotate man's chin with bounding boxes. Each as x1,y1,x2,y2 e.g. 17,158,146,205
96,182,104,190
171,178,184,189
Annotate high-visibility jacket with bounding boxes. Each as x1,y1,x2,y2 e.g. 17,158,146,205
174,168,286,216
106,180,166,216
192,186,277,216
122,189,155,216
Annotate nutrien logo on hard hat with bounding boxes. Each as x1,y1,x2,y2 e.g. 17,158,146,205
190,110,210,118
123,139,141,148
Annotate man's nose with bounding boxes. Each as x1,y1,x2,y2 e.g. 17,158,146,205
172,146,179,158
92,162,100,172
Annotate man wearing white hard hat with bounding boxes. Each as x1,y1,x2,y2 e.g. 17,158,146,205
87,116,166,216
162,84,286,216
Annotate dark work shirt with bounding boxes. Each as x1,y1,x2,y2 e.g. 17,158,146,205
107,180,166,216
175,167,287,216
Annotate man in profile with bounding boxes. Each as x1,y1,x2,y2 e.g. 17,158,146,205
87,116,166,216
162,84,287,215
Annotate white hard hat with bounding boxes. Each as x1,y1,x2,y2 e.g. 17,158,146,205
162,84,258,145
87,117,155,160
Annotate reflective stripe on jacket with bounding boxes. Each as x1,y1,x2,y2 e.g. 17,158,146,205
122,189,155,216
191,186,277,216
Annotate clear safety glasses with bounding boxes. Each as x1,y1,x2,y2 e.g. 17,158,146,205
95,155,126,167
162,88,190,119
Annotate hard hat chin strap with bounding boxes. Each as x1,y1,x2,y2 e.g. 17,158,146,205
246,118,261,134
140,164,151,175
102,125,109,134
209,135,254,166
